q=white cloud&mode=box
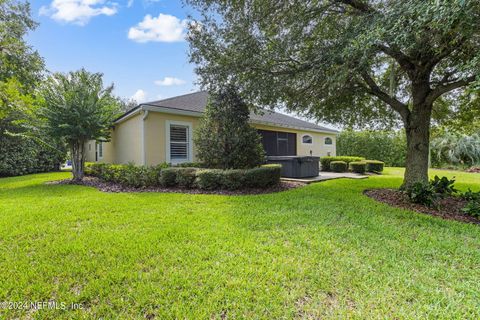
[154,77,186,86]
[127,0,134,8]
[39,0,118,26]
[128,13,187,43]
[131,89,147,103]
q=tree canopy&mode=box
[0,0,44,128]
[40,69,121,181]
[0,0,44,92]
[186,0,480,186]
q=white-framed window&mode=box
[166,120,193,164]
[302,134,313,144]
[97,142,103,159]
[324,137,333,145]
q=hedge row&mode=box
[85,163,167,188]
[320,156,365,171]
[0,133,64,177]
[365,160,385,173]
[322,158,385,174]
[349,161,367,174]
[85,163,281,190]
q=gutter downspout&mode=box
[141,108,149,166]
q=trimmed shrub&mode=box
[85,162,100,176]
[330,161,348,173]
[175,162,205,168]
[320,156,364,171]
[85,162,165,188]
[366,160,385,173]
[223,169,246,190]
[85,162,281,190]
[117,164,142,187]
[349,161,366,174]
[243,164,281,188]
[159,168,179,187]
[195,169,225,190]
[175,168,198,188]
[146,164,166,186]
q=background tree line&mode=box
[337,129,480,169]
[0,0,64,177]
[0,0,124,178]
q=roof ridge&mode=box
[255,108,332,131]
[142,90,207,106]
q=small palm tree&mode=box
[431,132,480,167]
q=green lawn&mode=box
[0,168,479,319]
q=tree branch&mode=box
[375,44,416,72]
[430,70,457,86]
[424,37,466,71]
[427,75,476,104]
[336,0,375,13]
[361,71,410,120]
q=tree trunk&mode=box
[402,103,432,188]
[71,140,86,182]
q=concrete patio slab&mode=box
[281,171,369,184]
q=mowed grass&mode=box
[0,168,479,319]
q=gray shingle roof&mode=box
[129,91,338,133]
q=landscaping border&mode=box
[364,188,479,225]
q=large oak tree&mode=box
[186,0,480,187]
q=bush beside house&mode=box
[194,86,265,169]
[85,163,281,190]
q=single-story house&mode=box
[85,91,338,165]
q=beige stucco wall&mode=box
[86,110,337,165]
[84,140,115,163]
[144,112,201,165]
[84,113,141,164]
[112,113,142,164]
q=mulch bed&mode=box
[364,188,479,225]
[466,166,480,173]
[48,176,305,195]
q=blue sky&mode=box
[28,0,198,103]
